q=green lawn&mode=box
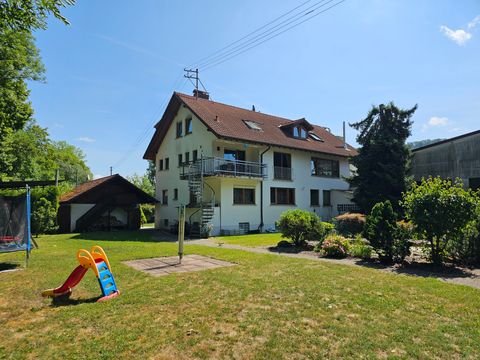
[213,232,282,247]
[1,231,480,359]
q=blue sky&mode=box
[29,0,480,179]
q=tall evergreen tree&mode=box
[349,102,417,213]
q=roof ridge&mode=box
[175,92,297,124]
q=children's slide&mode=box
[42,246,119,302]
[42,265,88,297]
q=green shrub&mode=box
[316,234,350,258]
[446,219,480,265]
[334,213,365,236]
[349,243,373,260]
[322,222,335,237]
[277,209,325,246]
[364,200,410,263]
[402,177,479,264]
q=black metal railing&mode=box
[273,166,292,180]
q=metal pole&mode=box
[178,205,185,263]
[25,185,31,268]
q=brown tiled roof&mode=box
[60,174,157,204]
[144,92,357,160]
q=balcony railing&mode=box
[274,166,292,180]
[181,157,267,179]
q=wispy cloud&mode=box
[440,26,472,45]
[422,116,448,131]
[95,34,183,66]
[468,15,480,29]
[428,116,448,126]
[77,137,95,143]
[440,15,479,46]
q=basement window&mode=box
[243,120,263,131]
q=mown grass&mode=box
[213,232,282,247]
[1,231,480,359]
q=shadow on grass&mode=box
[354,260,478,279]
[267,244,315,254]
[70,229,177,243]
[0,262,21,272]
[266,245,479,281]
[49,294,101,307]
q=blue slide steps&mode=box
[96,261,118,296]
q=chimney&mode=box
[193,89,209,100]
[343,121,348,150]
[252,105,256,112]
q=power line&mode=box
[112,74,185,170]
[187,0,313,69]
[202,0,346,72]
[111,0,347,171]
[194,0,331,69]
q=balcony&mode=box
[181,157,267,179]
[274,166,292,180]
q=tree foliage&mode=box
[0,28,44,147]
[349,102,417,213]
[146,160,155,189]
[0,120,92,182]
[127,172,155,197]
[0,0,75,31]
[402,177,479,264]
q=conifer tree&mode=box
[349,102,417,213]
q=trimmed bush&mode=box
[364,200,410,263]
[334,213,365,236]
[277,209,325,246]
[402,177,479,264]
[316,234,350,258]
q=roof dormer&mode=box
[280,118,314,140]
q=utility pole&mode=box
[184,68,208,99]
[184,68,199,97]
[110,166,113,176]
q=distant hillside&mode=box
[408,139,445,150]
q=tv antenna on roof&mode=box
[184,68,208,99]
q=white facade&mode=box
[154,106,355,236]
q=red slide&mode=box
[41,265,88,298]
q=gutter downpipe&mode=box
[259,146,271,232]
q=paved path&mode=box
[186,238,480,290]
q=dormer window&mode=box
[293,126,307,139]
[280,118,312,140]
[243,120,262,131]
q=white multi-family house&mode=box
[144,90,358,236]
